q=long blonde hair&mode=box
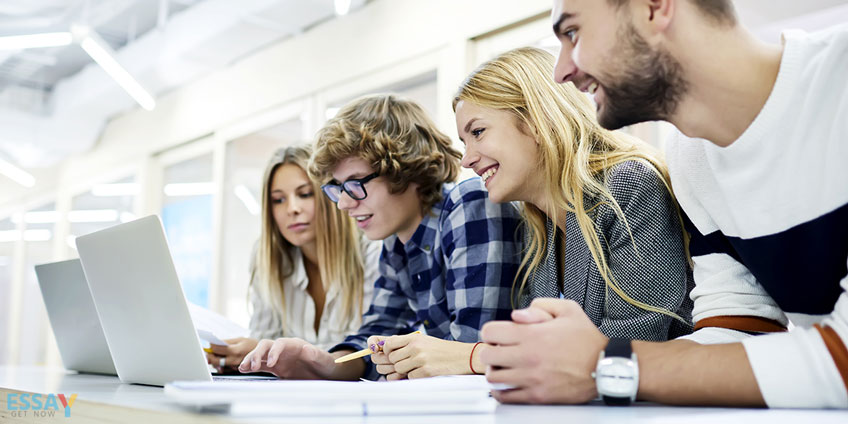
[252,145,366,330]
[454,47,685,322]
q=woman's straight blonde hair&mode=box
[251,145,366,331]
[454,47,686,322]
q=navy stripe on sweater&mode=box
[685,202,848,314]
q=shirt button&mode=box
[423,320,430,327]
[423,245,431,252]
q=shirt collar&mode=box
[405,183,454,255]
[383,182,454,256]
[290,247,309,291]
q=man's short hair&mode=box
[309,94,462,211]
[607,0,736,26]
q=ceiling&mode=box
[0,0,366,170]
[0,0,194,102]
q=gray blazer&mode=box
[520,160,694,341]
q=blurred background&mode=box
[1,0,846,368]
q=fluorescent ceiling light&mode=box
[0,157,36,188]
[5,25,156,111]
[0,230,18,243]
[12,211,59,224]
[78,30,156,111]
[68,209,119,223]
[234,185,260,216]
[164,182,215,197]
[0,229,51,243]
[0,32,73,50]
[91,183,140,196]
[24,229,52,242]
[334,0,351,16]
[11,209,119,224]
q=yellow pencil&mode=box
[334,331,421,364]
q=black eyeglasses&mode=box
[321,172,379,203]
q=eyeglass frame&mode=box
[321,172,380,202]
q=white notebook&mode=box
[165,375,498,416]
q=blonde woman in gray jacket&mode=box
[454,47,693,342]
[205,145,380,372]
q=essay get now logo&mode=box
[6,393,78,418]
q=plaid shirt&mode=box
[331,179,523,379]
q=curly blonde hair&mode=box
[309,94,461,212]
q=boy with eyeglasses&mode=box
[238,94,522,381]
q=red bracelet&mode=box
[469,342,483,374]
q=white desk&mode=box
[0,366,844,423]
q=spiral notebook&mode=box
[165,375,498,416]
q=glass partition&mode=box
[69,176,138,249]
[161,154,214,308]
[326,71,438,123]
[19,203,56,366]
[220,118,303,327]
[0,217,15,364]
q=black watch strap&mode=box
[601,338,633,406]
[603,395,632,406]
[605,337,632,357]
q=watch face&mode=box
[596,358,638,397]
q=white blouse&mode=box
[247,237,381,350]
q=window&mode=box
[161,154,214,308]
[325,71,438,122]
[68,176,138,250]
[220,118,304,327]
[19,203,56,366]
[0,217,15,364]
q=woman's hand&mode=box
[237,337,342,380]
[205,337,259,372]
[367,333,481,380]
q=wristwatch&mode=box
[593,338,638,406]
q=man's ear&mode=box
[632,0,675,35]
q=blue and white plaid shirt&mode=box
[331,178,523,379]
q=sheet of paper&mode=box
[187,302,248,345]
[197,329,228,346]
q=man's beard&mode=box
[596,22,688,130]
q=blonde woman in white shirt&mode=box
[206,145,381,371]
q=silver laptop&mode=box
[34,259,118,376]
[75,215,227,386]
